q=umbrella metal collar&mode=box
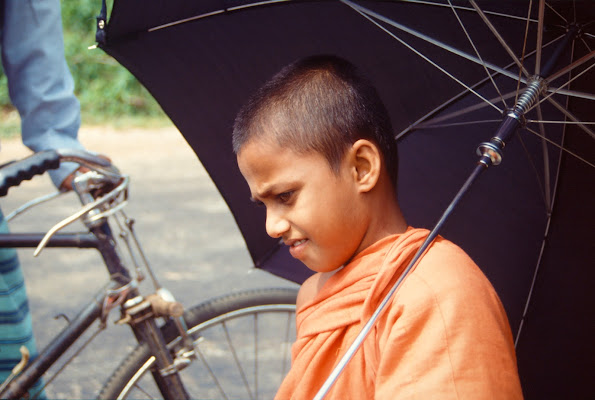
[477,76,546,167]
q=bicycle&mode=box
[0,149,298,399]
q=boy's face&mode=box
[237,138,370,273]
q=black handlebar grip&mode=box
[0,150,60,197]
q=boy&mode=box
[233,55,522,399]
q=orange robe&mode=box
[276,228,523,399]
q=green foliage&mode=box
[62,0,165,121]
[0,0,166,128]
[0,71,8,107]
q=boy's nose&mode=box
[265,209,290,238]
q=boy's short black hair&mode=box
[233,54,398,190]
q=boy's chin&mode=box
[304,262,343,274]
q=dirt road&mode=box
[0,125,296,398]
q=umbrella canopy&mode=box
[97,0,594,398]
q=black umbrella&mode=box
[96,1,594,398]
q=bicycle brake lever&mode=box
[33,175,129,256]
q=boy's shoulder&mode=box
[401,236,502,309]
[296,270,339,310]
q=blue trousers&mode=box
[1,0,84,187]
[1,1,83,396]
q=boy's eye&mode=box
[277,191,294,204]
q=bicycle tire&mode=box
[99,287,298,400]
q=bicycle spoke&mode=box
[130,381,156,400]
[195,342,230,400]
[281,311,292,382]
[221,320,255,400]
[253,312,259,400]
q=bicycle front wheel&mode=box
[99,287,298,400]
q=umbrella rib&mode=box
[580,36,593,53]
[148,10,223,32]
[545,49,595,85]
[545,87,595,102]
[527,120,595,125]
[516,74,575,346]
[513,0,535,105]
[402,88,516,140]
[343,0,521,83]
[395,77,514,140]
[515,131,549,208]
[531,57,595,113]
[514,216,552,348]
[534,0,546,75]
[469,0,531,78]
[543,96,595,140]
[147,0,289,32]
[547,88,595,100]
[535,104,552,209]
[396,37,562,139]
[446,0,508,109]
[416,119,502,129]
[524,125,595,169]
[397,0,538,22]
[342,0,503,114]
[545,1,568,24]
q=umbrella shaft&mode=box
[475,24,579,169]
[477,74,547,167]
[541,24,579,78]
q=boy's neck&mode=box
[362,177,408,250]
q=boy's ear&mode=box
[350,139,381,193]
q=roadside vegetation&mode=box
[0,0,170,139]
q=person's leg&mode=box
[1,0,83,187]
[0,210,45,398]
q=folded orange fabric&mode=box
[276,227,523,399]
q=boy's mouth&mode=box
[291,239,307,247]
[287,238,308,259]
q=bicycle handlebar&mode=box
[0,151,60,197]
[0,150,118,197]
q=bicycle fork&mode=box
[119,292,193,400]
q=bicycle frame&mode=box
[0,153,192,399]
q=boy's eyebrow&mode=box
[249,187,272,203]
[249,184,281,202]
